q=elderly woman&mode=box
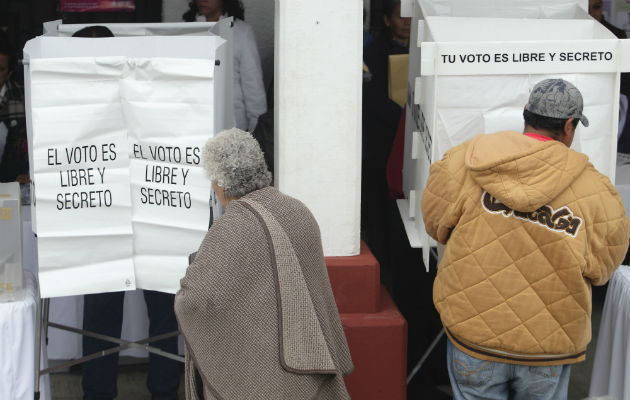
[175,128,353,400]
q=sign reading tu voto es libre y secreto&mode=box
[25,35,228,298]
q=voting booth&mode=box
[0,183,23,300]
[398,0,630,267]
[19,22,236,397]
[23,20,234,298]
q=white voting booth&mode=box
[0,183,23,299]
[25,20,234,297]
[401,0,630,384]
[398,0,630,269]
[20,20,235,391]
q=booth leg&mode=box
[407,328,445,384]
[43,298,50,345]
[34,297,42,399]
[34,297,49,400]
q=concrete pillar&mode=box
[162,0,363,256]
[275,0,363,256]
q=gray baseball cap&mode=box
[525,79,589,127]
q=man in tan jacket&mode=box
[422,79,630,400]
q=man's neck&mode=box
[523,125,553,140]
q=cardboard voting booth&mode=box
[398,0,630,268]
[0,183,23,299]
[23,21,234,298]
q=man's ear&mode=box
[561,117,576,147]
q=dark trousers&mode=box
[82,290,180,400]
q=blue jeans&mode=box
[446,339,571,400]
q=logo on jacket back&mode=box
[481,191,582,237]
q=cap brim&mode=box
[579,115,589,127]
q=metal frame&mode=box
[33,297,183,400]
[407,328,445,384]
[406,246,445,385]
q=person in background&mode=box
[175,128,353,399]
[589,0,630,153]
[184,0,267,133]
[363,8,373,48]
[361,0,410,272]
[73,26,181,400]
[0,30,29,184]
[589,0,626,38]
[422,78,630,399]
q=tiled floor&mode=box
[48,361,185,400]
[48,285,608,400]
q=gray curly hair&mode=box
[202,128,272,198]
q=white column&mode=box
[275,0,363,256]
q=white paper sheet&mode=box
[122,58,213,292]
[25,36,225,297]
[432,74,617,177]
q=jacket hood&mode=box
[465,131,588,212]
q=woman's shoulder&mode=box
[199,201,265,253]
[232,18,255,37]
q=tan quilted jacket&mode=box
[422,131,630,366]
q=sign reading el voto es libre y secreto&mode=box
[131,144,200,209]
[48,144,117,210]
[47,143,202,210]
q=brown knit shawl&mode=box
[175,187,353,399]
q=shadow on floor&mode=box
[49,358,185,400]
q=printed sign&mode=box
[29,57,216,297]
[47,143,120,211]
[421,40,623,76]
[60,0,135,12]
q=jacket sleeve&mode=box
[583,173,630,286]
[421,145,466,244]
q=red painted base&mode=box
[326,241,380,313]
[342,287,407,400]
[326,242,407,400]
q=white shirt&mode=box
[197,15,267,132]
